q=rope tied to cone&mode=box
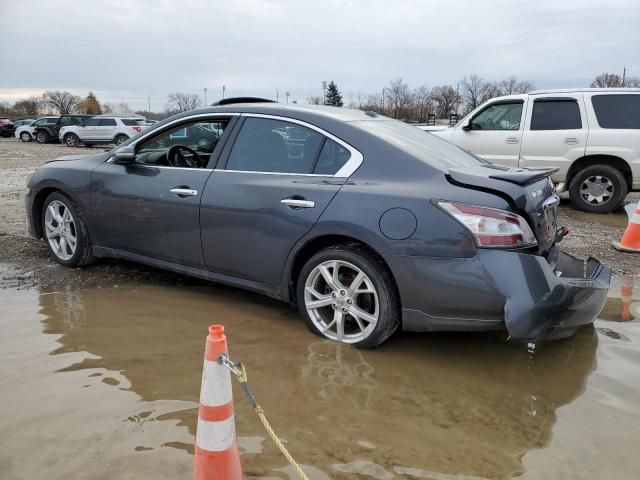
[217,354,310,480]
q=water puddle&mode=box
[1,276,640,479]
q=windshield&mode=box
[352,119,489,170]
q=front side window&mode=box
[530,99,582,130]
[83,118,101,127]
[100,118,117,126]
[226,118,324,174]
[471,102,523,130]
[591,94,640,129]
[135,119,228,168]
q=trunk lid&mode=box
[447,165,560,253]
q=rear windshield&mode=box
[352,119,488,169]
[121,119,147,126]
[591,94,640,129]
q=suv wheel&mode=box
[42,192,95,267]
[569,164,627,213]
[114,134,128,146]
[296,245,400,348]
[36,130,49,144]
[20,131,32,142]
[64,133,80,147]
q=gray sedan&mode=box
[25,100,611,348]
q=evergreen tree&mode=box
[325,81,343,107]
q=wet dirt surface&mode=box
[2,138,640,479]
[1,278,640,479]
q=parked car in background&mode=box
[59,115,148,147]
[0,117,15,138]
[13,119,35,127]
[34,114,90,144]
[15,116,59,142]
[428,88,640,213]
[25,100,610,348]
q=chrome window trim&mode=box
[237,113,363,178]
[213,169,332,177]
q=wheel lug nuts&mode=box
[346,299,353,305]
[340,290,346,296]
[342,307,348,313]
[331,292,337,298]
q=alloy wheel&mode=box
[580,175,614,205]
[65,135,78,147]
[20,132,31,142]
[304,260,379,343]
[44,200,77,261]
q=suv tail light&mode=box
[132,126,142,133]
[438,201,537,248]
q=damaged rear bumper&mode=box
[385,249,611,342]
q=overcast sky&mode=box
[1,0,638,111]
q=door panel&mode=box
[200,171,343,284]
[91,163,211,267]
[519,93,587,182]
[451,100,527,167]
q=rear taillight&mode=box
[438,201,537,248]
[132,126,142,133]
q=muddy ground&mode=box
[0,137,638,291]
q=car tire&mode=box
[36,130,49,144]
[20,132,32,142]
[64,133,80,147]
[569,164,627,213]
[41,192,95,267]
[296,244,400,348]
[114,134,128,146]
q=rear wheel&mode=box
[296,245,400,348]
[20,131,32,142]
[569,164,627,213]
[36,130,49,144]
[42,192,95,267]
[114,134,128,146]
[64,133,80,147]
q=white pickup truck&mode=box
[423,88,640,213]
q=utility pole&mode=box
[147,96,151,113]
[222,85,226,100]
[381,88,385,112]
[276,90,279,102]
[204,88,208,106]
[623,66,627,87]
[322,81,327,105]
[285,91,290,104]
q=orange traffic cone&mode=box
[194,325,243,480]
[621,277,634,322]
[613,200,640,253]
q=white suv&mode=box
[427,88,640,213]
[59,115,148,147]
[15,116,58,142]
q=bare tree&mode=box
[166,92,202,113]
[431,85,460,119]
[498,76,534,95]
[386,78,412,119]
[461,74,485,112]
[479,81,502,103]
[42,90,81,114]
[625,77,640,87]
[13,97,42,117]
[306,95,323,105]
[591,72,623,88]
[412,85,432,122]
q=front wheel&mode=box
[20,131,32,142]
[36,130,49,144]
[569,164,627,213]
[296,245,400,348]
[42,192,95,267]
[64,133,80,147]
[114,134,128,146]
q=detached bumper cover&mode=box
[386,249,611,342]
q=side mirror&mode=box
[111,145,136,165]
[461,118,472,131]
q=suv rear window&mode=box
[531,99,582,130]
[99,118,117,126]
[591,94,640,129]
[122,119,147,126]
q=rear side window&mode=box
[531,99,582,130]
[83,118,100,127]
[122,119,147,126]
[99,118,117,126]
[591,94,640,129]
[226,118,324,174]
[314,138,350,175]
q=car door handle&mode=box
[505,137,519,144]
[280,198,315,209]
[170,188,198,197]
[564,137,579,145]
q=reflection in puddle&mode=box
[0,278,639,479]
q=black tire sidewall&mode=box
[65,134,79,147]
[569,165,627,213]
[21,132,32,142]
[296,245,400,348]
[36,131,48,144]
[42,192,91,267]
[115,135,128,145]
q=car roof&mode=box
[530,87,640,94]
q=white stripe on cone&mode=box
[196,415,237,452]
[200,359,233,407]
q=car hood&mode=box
[46,153,110,164]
